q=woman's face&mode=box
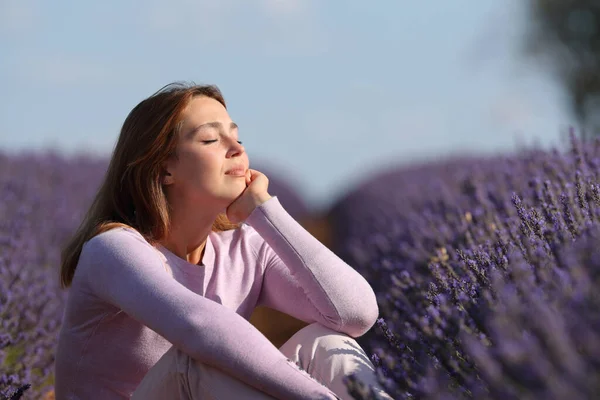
[163,95,249,208]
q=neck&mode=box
[159,198,223,265]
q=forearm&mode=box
[246,197,379,336]
[187,301,338,399]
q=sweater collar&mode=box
[156,233,214,268]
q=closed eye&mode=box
[202,140,243,145]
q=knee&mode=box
[296,323,356,349]
[300,322,343,337]
[290,323,376,375]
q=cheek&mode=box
[193,153,226,186]
[176,151,214,184]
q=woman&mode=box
[54,82,392,399]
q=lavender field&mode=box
[2,133,600,399]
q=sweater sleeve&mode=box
[246,196,379,338]
[79,228,340,400]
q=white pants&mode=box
[131,322,393,399]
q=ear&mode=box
[162,162,175,186]
[163,170,174,185]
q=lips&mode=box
[225,166,246,176]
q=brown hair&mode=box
[59,81,240,289]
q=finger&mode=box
[248,169,258,182]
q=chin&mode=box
[229,180,247,193]
[217,186,245,202]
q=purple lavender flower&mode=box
[331,133,600,399]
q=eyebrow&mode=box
[186,121,238,139]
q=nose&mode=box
[226,137,245,158]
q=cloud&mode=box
[298,102,450,157]
[143,0,231,38]
[462,0,527,71]
[489,94,531,127]
[0,0,40,35]
[144,0,313,30]
[141,0,327,55]
[13,54,115,86]
[259,0,311,18]
[256,0,326,54]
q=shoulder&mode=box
[79,227,158,270]
[84,226,151,252]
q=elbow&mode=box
[357,302,380,338]
[171,315,212,360]
[345,292,380,338]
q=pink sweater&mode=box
[53,196,379,399]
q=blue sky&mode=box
[0,0,573,210]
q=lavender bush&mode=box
[330,132,600,399]
[0,151,106,399]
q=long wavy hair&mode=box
[59,82,240,289]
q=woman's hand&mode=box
[226,168,272,224]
